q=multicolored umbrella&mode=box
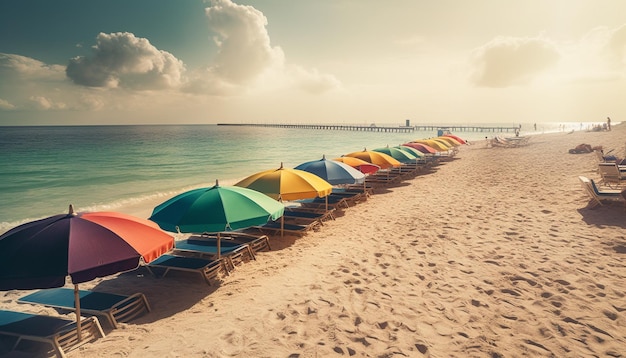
[0,205,174,339]
[395,145,425,158]
[332,156,380,174]
[343,149,402,169]
[294,155,365,185]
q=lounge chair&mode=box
[145,254,227,285]
[598,162,626,188]
[578,176,625,209]
[17,288,150,329]
[0,309,104,358]
[173,238,255,270]
[251,220,321,236]
[283,206,336,226]
[190,232,272,253]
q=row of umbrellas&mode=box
[0,134,464,338]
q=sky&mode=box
[1,0,625,126]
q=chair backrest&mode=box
[598,163,621,184]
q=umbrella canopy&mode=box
[443,134,467,144]
[403,142,438,154]
[235,163,333,201]
[412,139,450,152]
[343,149,402,169]
[396,145,425,158]
[294,155,365,185]
[332,157,380,174]
[0,205,174,289]
[372,146,418,164]
[149,180,285,234]
[0,205,174,340]
[436,136,461,147]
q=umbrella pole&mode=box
[281,216,284,238]
[217,232,221,259]
[74,284,82,341]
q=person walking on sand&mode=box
[607,117,611,131]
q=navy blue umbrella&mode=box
[294,155,365,185]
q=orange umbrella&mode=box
[343,149,402,169]
[333,157,380,174]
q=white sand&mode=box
[2,124,625,357]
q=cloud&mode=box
[190,0,340,95]
[0,98,15,110]
[0,53,65,81]
[602,24,626,69]
[468,36,561,88]
[66,32,186,90]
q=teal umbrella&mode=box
[149,180,284,256]
[373,145,418,164]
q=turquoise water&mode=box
[0,122,601,233]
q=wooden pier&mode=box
[217,123,518,133]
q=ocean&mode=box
[0,121,600,233]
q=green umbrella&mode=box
[372,145,418,163]
[149,180,284,257]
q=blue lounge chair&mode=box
[0,309,104,358]
[579,176,625,209]
[188,232,272,253]
[252,220,320,236]
[145,254,227,285]
[174,238,255,270]
[17,288,150,329]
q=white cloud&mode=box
[66,32,186,90]
[189,0,341,95]
[0,98,15,110]
[468,36,561,88]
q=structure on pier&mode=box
[217,123,518,133]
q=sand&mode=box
[2,124,625,357]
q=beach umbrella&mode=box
[0,205,174,340]
[235,163,333,201]
[443,134,466,144]
[411,139,449,152]
[149,180,285,256]
[343,149,402,169]
[235,164,333,236]
[332,156,381,174]
[436,136,461,147]
[372,146,418,164]
[396,145,425,158]
[403,142,438,154]
[294,155,365,185]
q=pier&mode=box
[217,123,519,133]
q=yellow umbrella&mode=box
[343,149,402,169]
[435,136,461,147]
[235,163,333,236]
[235,163,332,201]
[412,139,449,152]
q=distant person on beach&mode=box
[533,123,536,131]
[607,117,611,131]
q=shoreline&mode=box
[2,124,625,357]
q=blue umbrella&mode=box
[294,155,365,185]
